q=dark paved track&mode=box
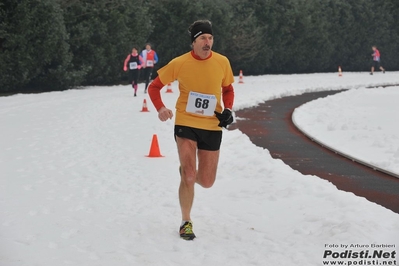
[230,90,399,214]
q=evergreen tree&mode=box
[1,0,398,93]
[0,0,74,93]
[61,0,152,86]
[144,0,234,72]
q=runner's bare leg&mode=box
[176,137,220,220]
[197,149,219,188]
[176,137,197,221]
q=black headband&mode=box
[190,23,213,42]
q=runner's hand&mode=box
[158,107,173,122]
[214,109,233,128]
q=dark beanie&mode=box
[190,22,213,42]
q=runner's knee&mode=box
[181,168,196,186]
[196,174,216,188]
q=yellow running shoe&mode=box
[179,221,196,240]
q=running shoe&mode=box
[179,221,196,240]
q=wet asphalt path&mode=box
[230,90,399,214]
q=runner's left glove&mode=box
[214,109,233,128]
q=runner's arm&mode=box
[123,54,130,71]
[222,84,234,110]
[138,55,144,69]
[154,52,159,64]
[148,77,165,111]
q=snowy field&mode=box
[1,71,399,266]
[293,86,399,177]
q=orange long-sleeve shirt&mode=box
[148,50,234,131]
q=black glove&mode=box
[214,109,233,128]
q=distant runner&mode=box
[370,46,385,75]
[140,43,159,93]
[123,47,143,96]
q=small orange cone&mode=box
[238,70,244,83]
[338,66,342,77]
[146,134,163,157]
[165,83,173,93]
[140,99,150,112]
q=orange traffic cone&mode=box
[165,83,173,93]
[140,99,150,112]
[146,134,163,157]
[238,70,244,83]
[338,66,342,77]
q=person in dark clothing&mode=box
[123,47,144,96]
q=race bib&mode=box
[129,62,138,70]
[146,60,154,67]
[186,91,217,116]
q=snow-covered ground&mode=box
[293,86,399,177]
[1,71,399,266]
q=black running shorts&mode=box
[174,125,222,151]
[372,60,380,68]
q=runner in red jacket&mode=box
[370,46,385,75]
[140,43,159,93]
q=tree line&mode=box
[1,0,398,93]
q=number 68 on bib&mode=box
[186,91,217,116]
